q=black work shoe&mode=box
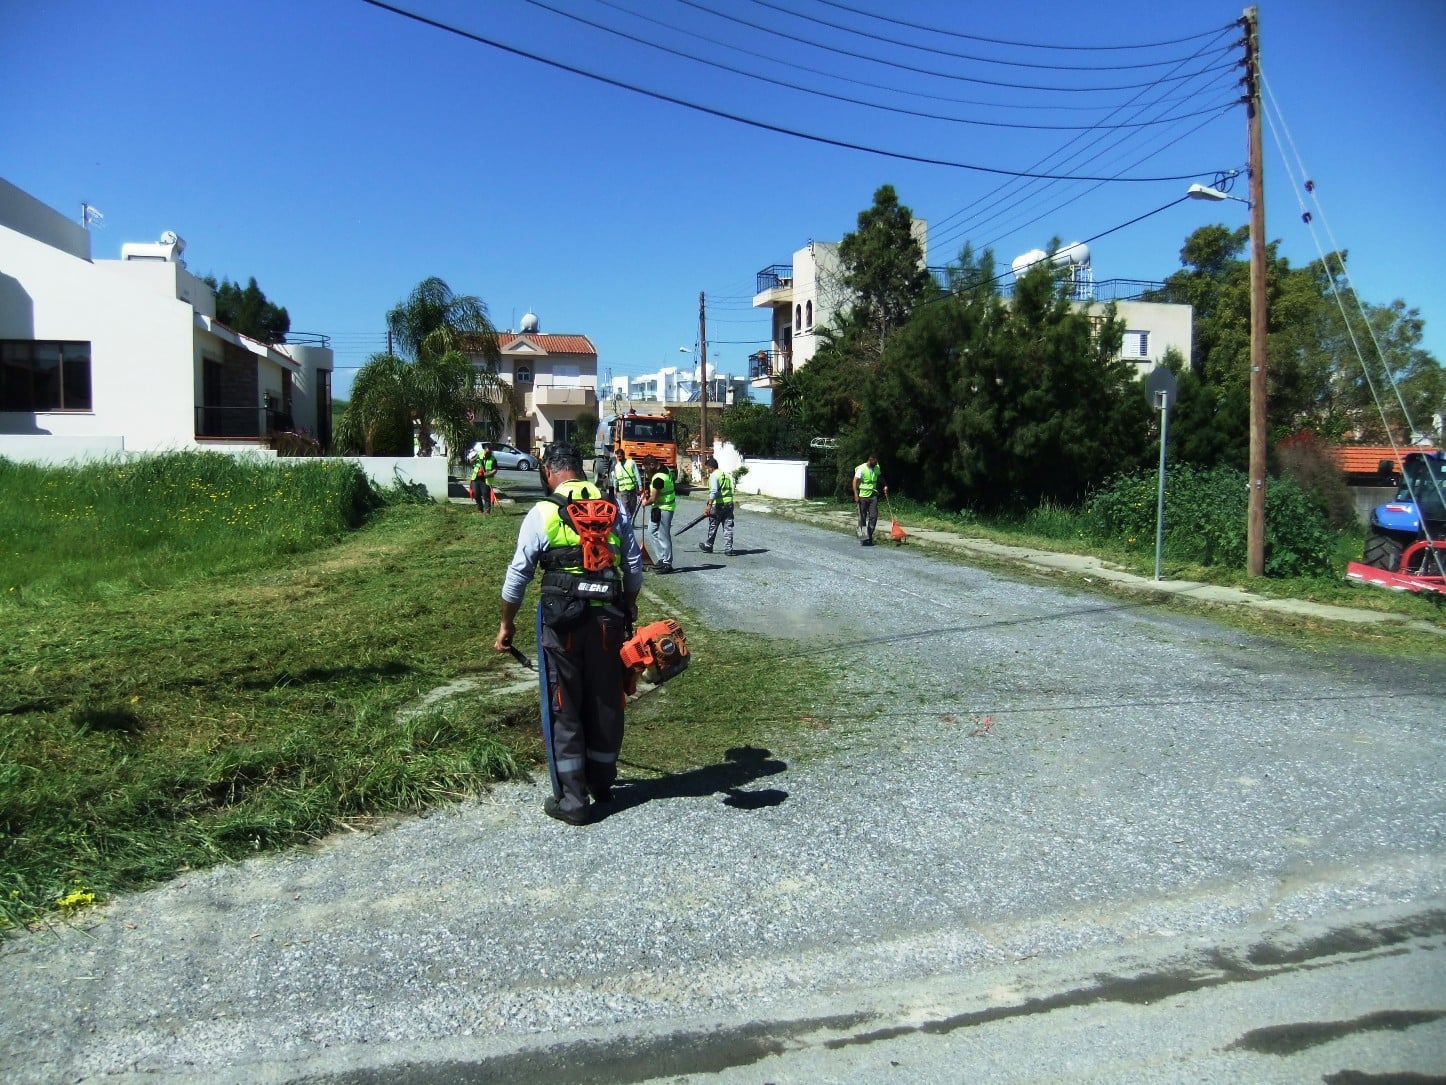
[656,562,672,574]
[724,550,735,557]
[591,787,614,804]
[698,545,713,553]
[543,797,590,825]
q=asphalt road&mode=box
[2,493,1442,1084]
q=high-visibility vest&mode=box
[713,472,734,506]
[537,479,622,606]
[855,462,881,498]
[615,458,641,492]
[650,471,676,512]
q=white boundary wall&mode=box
[0,439,452,501]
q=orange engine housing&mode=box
[620,618,690,687]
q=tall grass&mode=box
[0,453,375,604]
[0,455,839,932]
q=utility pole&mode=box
[1243,5,1268,578]
[698,291,709,459]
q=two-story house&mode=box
[467,311,598,455]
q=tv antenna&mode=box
[81,203,104,230]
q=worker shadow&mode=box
[658,563,726,575]
[600,745,789,818]
[720,547,769,557]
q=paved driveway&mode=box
[2,497,1442,1083]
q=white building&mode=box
[603,364,750,411]
[0,178,333,460]
[467,311,598,454]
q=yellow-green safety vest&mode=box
[855,462,881,499]
[712,472,734,506]
[650,471,676,512]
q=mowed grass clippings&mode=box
[0,458,846,932]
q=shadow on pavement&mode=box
[599,745,789,819]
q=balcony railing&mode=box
[755,265,793,294]
[196,406,292,439]
[749,350,793,381]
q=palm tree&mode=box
[335,277,512,457]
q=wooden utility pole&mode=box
[698,291,709,459]
[1243,6,1268,577]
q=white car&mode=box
[470,442,535,471]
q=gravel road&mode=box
[3,495,1443,1083]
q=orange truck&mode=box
[594,410,678,493]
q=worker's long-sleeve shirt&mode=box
[501,495,645,605]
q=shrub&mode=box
[1276,431,1356,529]
[1084,464,1335,577]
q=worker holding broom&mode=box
[852,452,888,546]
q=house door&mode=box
[515,419,532,455]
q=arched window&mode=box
[805,301,813,329]
[515,364,533,384]
[795,304,802,327]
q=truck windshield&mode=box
[623,419,673,441]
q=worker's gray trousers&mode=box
[857,495,879,542]
[540,605,626,818]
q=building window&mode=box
[795,304,803,328]
[806,301,813,329]
[555,419,578,444]
[1123,330,1150,358]
[514,364,532,384]
[1,340,93,412]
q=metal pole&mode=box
[698,291,709,458]
[1243,5,1268,577]
[1155,391,1169,582]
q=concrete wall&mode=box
[332,455,450,501]
[734,457,807,500]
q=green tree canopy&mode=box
[202,275,290,343]
[851,250,1150,511]
[837,184,933,362]
[334,278,510,457]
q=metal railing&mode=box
[195,406,293,439]
[748,350,792,381]
[755,265,793,294]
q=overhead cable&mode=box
[358,0,1218,182]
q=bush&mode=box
[1084,464,1335,577]
[1276,431,1357,529]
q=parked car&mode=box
[470,441,535,471]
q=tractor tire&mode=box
[1362,532,1405,572]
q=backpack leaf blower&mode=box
[620,618,690,692]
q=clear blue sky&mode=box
[4,0,1443,405]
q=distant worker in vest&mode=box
[699,456,735,556]
[641,463,675,574]
[471,442,499,514]
[494,443,643,826]
[852,452,888,546]
[612,446,643,524]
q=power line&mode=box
[783,0,1234,52]
[358,0,1220,183]
[525,0,1234,131]
[588,0,1235,112]
[669,0,1239,90]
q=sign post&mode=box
[1144,367,1178,582]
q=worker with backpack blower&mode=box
[494,443,643,825]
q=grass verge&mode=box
[1,459,843,932]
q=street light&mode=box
[1186,182,1249,205]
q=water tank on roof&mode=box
[1053,241,1090,267]
[520,311,540,332]
[1011,249,1048,277]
